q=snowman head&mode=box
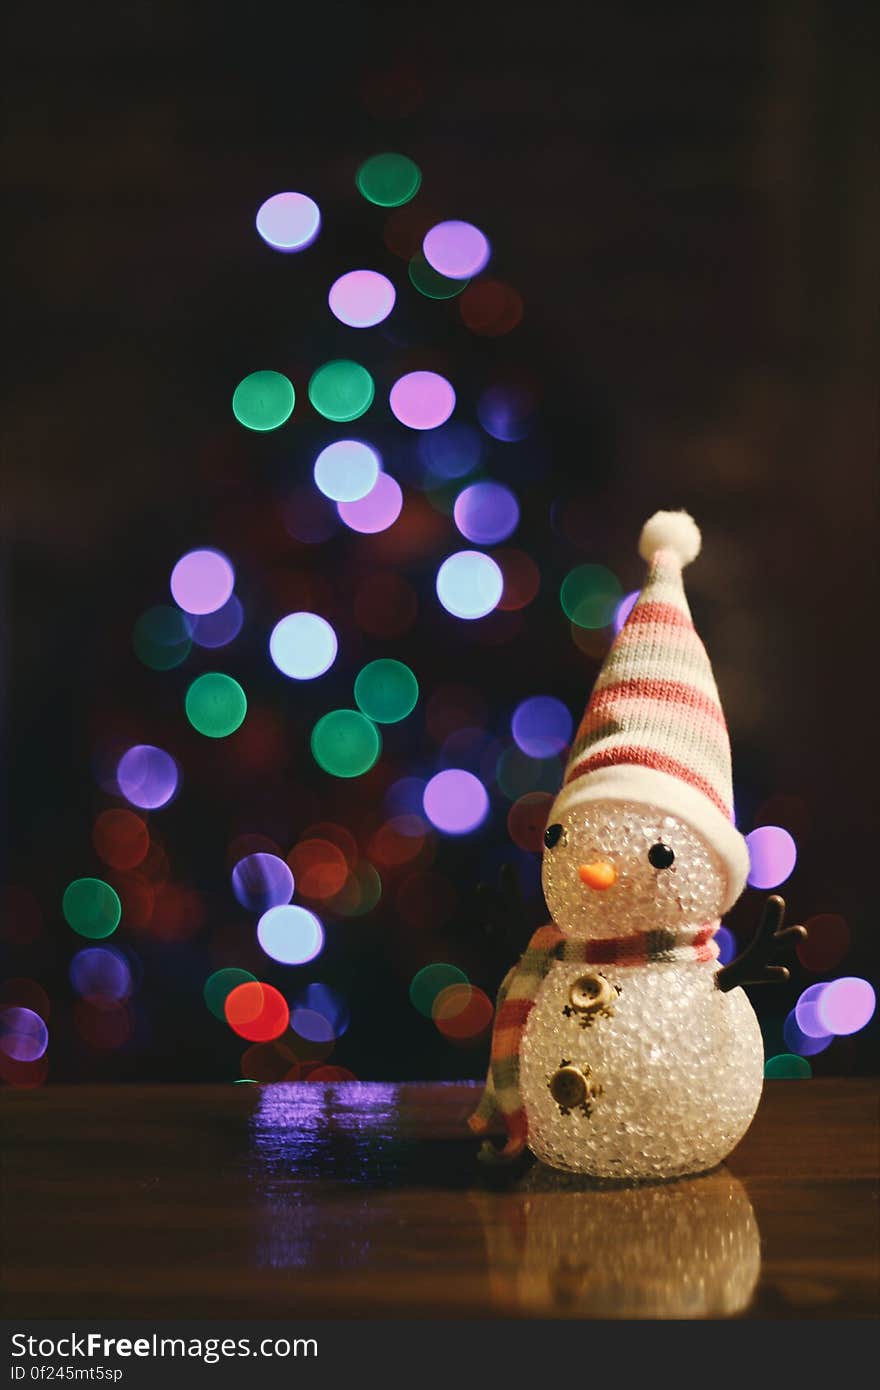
[541,797,727,938]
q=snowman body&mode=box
[520,958,763,1178]
[525,797,765,1179]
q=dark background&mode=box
[3,0,878,1081]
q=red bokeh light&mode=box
[224,982,289,1042]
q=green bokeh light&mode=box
[356,152,422,207]
[185,672,247,738]
[408,254,469,300]
[232,371,295,432]
[764,1053,812,1079]
[62,878,122,939]
[308,360,375,423]
[204,967,258,1021]
[560,564,622,629]
[354,659,419,724]
[311,709,381,778]
[332,862,382,917]
[132,605,192,671]
[409,963,469,1018]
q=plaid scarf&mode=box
[469,921,719,1162]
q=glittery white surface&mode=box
[542,799,726,937]
[476,1167,761,1318]
[525,799,763,1178]
[521,960,763,1177]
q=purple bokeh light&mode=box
[385,776,427,818]
[117,745,179,810]
[170,549,235,616]
[423,769,490,835]
[337,472,403,534]
[69,946,133,1004]
[418,421,482,480]
[188,594,244,649]
[328,270,396,328]
[783,1008,832,1056]
[0,1006,49,1063]
[614,590,639,634]
[453,482,519,545]
[746,825,797,889]
[511,696,573,759]
[817,977,876,1036]
[476,384,532,442]
[794,983,830,1038]
[256,192,321,252]
[292,983,350,1042]
[389,372,455,431]
[422,220,490,279]
[714,925,737,965]
[232,853,295,914]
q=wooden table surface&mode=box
[1,1080,877,1319]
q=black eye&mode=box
[544,823,564,849]
[648,842,675,870]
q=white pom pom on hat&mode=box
[638,510,702,567]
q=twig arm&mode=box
[715,894,807,993]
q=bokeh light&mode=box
[311,710,381,778]
[232,371,295,431]
[410,963,468,1017]
[389,371,455,430]
[423,769,489,835]
[496,746,562,800]
[269,612,338,680]
[257,905,325,965]
[185,672,247,738]
[432,984,494,1041]
[337,472,402,533]
[477,383,534,442]
[292,983,350,1041]
[459,278,523,336]
[224,982,289,1042]
[281,485,340,545]
[117,744,179,810]
[817,978,875,1036]
[354,659,419,724]
[453,481,519,544]
[170,548,235,616]
[188,595,244,649]
[0,1007,48,1063]
[232,853,295,913]
[328,270,396,328]
[764,1053,811,1079]
[511,695,572,758]
[614,590,640,634]
[495,548,540,611]
[256,192,321,251]
[436,551,503,620]
[313,439,380,502]
[408,254,469,300]
[0,979,50,1021]
[798,913,851,973]
[746,826,797,889]
[795,984,831,1038]
[69,946,132,1005]
[132,606,192,670]
[423,220,490,278]
[62,878,121,939]
[288,839,349,900]
[92,809,149,871]
[418,421,482,482]
[507,791,554,852]
[203,967,257,1021]
[330,861,382,916]
[783,1008,832,1057]
[560,564,622,629]
[714,925,737,966]
[356,152,421,207]
[308,360,374,423]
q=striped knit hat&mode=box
[551,510,749,912]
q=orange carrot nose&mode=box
[578,861,618,891]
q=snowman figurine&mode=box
[470,510,803,1179]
